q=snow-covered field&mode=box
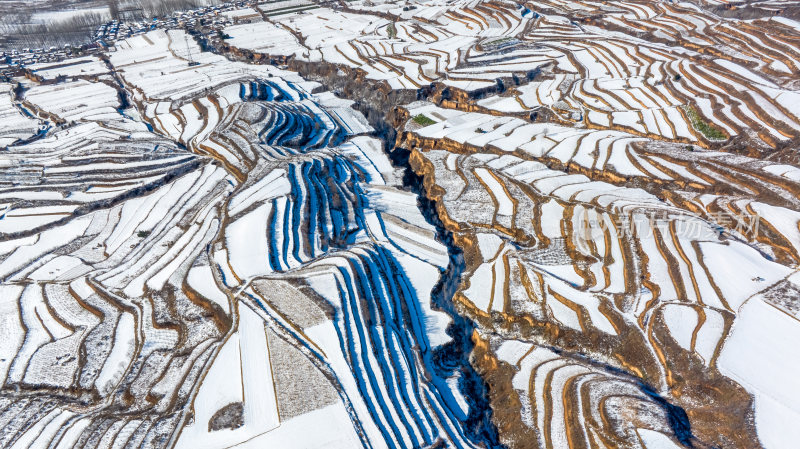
[1,1,800,448]
[0,27,482,449]
[221,0,800,148]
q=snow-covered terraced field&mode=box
[404,138,795,445]
[0,29,491,449]
[2,0,800,448]
[403,122,800,448]
[224,0,800,150]
[281,1,800,448]
[28,57,110,80]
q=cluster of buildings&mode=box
[0,0,262,76]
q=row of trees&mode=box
[116,0,220,19]
[0,10,109,50]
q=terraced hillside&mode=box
[220,1,800,448]
[1,1,800,448]
[224,0,800,151]
[0,29,496,449]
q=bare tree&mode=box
[108,0,120,20]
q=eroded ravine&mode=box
[208,35,703,449]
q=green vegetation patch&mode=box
[683,105,727,141]
[484,37,514,47]
[490,38,512,45]
[412,114,436,126]
[387,22,397,39]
